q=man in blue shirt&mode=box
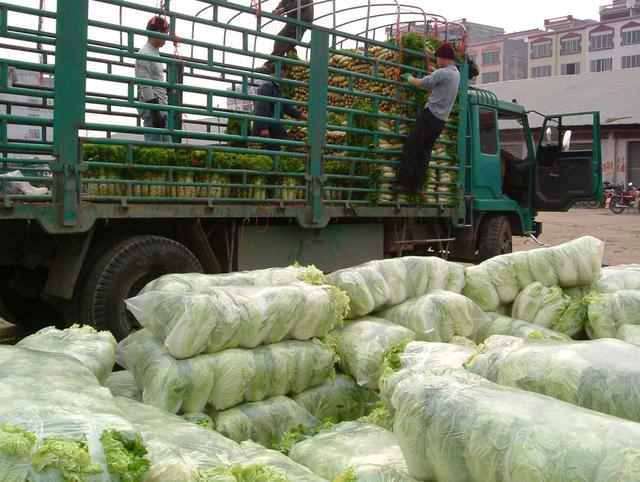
[252,64,306,149]
[399,43,461,194]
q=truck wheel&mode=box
[81,236,203,340]
[478,216,513,261]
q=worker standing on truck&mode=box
[398,43,461,194]
[252,63,306,149]
[136,16,171,143]
[272,0,314,57]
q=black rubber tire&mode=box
[81,235,203,340]
[478,216,513,261]
[609,196,627,214]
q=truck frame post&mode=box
[307,28,330,226]
[53,0,89,226]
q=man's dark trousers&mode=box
[399,108,446,194]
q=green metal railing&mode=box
[0,0,468,231]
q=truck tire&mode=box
[81,235,203,340]
[478,216,513,261]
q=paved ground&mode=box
[513,208,640,266]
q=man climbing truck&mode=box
[0,1,601,338]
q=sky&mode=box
[429,0,604,33]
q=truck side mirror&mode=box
[562,130,572,152]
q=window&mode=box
[591,58,613,72]
[622,54,640,69]
[479,108,498,155]
[590,32,614,51]
[531,65,552,78]
[560,37,581,55]
[531,42,552,59]
[481,71,500,83]
[561,62,581,75]
[482,51,500,66]
[622,29,640,45]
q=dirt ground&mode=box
[513,208,640,266]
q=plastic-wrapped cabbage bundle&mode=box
[118,330,336,413]
[391,368,640,482]
[142,264,325,294]
[127,284,349,359]
[211,396,319,449]
[16,324,116,383]
[104,370,141,401]
[554,286,590,337]
[327,257,464,319]
[331,317,415,389]
[463,236,604,312]
[239,441,327,482]
[379,341,477,408]
[587,290,640,339]
[476,313,570,342]
[0,346,150,482]
[595,264,640,293]
[293,375,379,422]
[115,396,240,479]
[511,282,571,329]
[376,291,490,342]
[289,421,417,482]
[467,335,640,422]
[618,324,640,346]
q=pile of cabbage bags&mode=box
[0,345,150,482]
[289,421,416,482]
[391,369,640,482]
[117,330,336,413]
[467,335,640,422]
[127,283,349,359]
[16,324,116,383]
[463,236,604,312]
[326,256,465,318]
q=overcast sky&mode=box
[416,0,604,33]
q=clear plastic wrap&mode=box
[463,236,604,312]
[331,318,415,389]
[292,375,379,423]
[116,398,325,482]
[326,257,465,319]
[587,290,640,339]
[16,325,116,383]
[126,284,349,359]
[595,264,640,293]
[289,421,416,482]
[104,370,141,401]
[618,324,640,346]
[0,346,149,482]
[379,342,477,408]
[511,282,571,329]
[117,330,336,413]
[115,396,240,478]
[141,264,325,294]
[476,313,570,342]
[211,396,319,449]
[391,369,640,482]
[467,335,640,422]
[376,291,490,343]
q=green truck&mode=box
[0,0,601,338]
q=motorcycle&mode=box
[609,183,639,214]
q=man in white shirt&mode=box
[136,16,170,143]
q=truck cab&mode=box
[0,0,601,337]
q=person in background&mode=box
[398,42,461,194]
[252,63,306,149]
[272,0,314,58]
[136,16,171,143]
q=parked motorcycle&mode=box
[609,183,639,214]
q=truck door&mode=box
[535,112,602,211]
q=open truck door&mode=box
[535,112,602,211]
